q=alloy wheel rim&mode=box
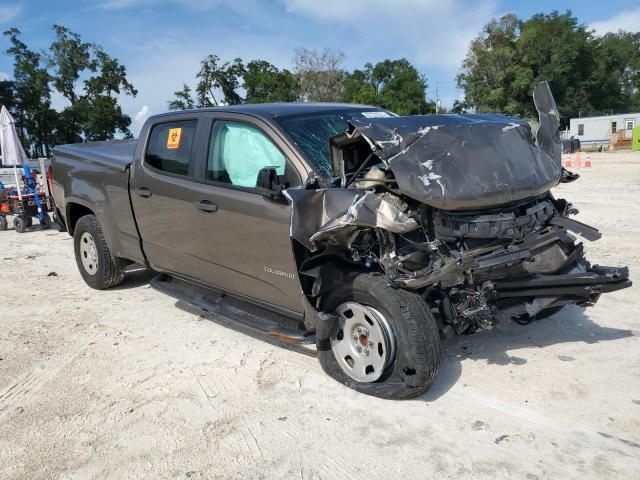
[330,302,396,383]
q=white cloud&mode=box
[0,71,9,81]
[100,0,254,11]
[133,105,151,125]
[590,7,640,35]
[0,4,21,23]
[283,0,496,70]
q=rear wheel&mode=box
[73,214,127,289]
[40,213,52,229]
[318,273,441,400]
[13,216,26,233]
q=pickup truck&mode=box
[52,85,631,399]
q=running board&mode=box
[150,274,317,356]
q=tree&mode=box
[46,26,136,143]
[3,25,137,154]
[456,14,528,116]
[168,83,195,110]
[342,59,433,115]
[196,55,244,106]
[82,49,138,140]
[243,60,299,103]
[457,11,640,124]
[293,47,345,102]
[3,28,56,157]
[591,32,640,113]
[48,25,94,105]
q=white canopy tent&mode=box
[0,105,28,200]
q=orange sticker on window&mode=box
[167,128,182,149]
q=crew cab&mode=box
[52,88,631,399]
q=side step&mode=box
[150,274,316,357]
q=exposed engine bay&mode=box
[286,82,631,335]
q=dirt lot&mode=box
[1,150,639,479]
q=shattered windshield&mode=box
[276,109,392,177]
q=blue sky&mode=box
[1,0,639,134]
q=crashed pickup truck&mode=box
[52,82,631,399]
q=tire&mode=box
[73,214,127,289]
[13,216,26,233]
[41,213,52,229]
[0,216,7,231]
[318,273,441,400]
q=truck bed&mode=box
[53,139,138,173]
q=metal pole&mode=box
[13,165,22,201]
[39,157,51,197]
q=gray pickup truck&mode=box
[52,83,631,399]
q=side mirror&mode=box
[256,166,286,200]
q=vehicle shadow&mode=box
[420,305,634,402]
[111,264,156,290]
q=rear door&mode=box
[130,116,230,279]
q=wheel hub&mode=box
[330,302,396,383]
[80,232,98,275]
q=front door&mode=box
[186,119,303,314]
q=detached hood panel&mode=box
[348,111,561,211]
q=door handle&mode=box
[135,187,152,198]
[194,200,218,212]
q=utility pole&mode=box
[435,81,440,114]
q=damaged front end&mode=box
[286,82,631,334]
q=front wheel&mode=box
[318,273,441,400]
[73,214,127,289]
[0,215,7,231]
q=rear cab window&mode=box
[145,120,197,175]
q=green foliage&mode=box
[196,55,244,106]
[3,28,56,157]
[342,59,433,115]
[243,60,299,103]
[167,84,195,111]
[458,11,640,124]
[167,57,302,108]
[2,25,137,156]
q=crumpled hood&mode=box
[346,112,562,211]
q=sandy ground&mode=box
[0,150,639,480]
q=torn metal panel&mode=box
[346,112,562,210]
[533,81,562,163]
[285,188,417,251]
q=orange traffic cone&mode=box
[574,151,582,168]
[584,154,592,168]
[564,156,572,168]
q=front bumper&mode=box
[493,263,631,301]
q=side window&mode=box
[145,120,197,175]
[208,121,285,188]
[578,124,584,136]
